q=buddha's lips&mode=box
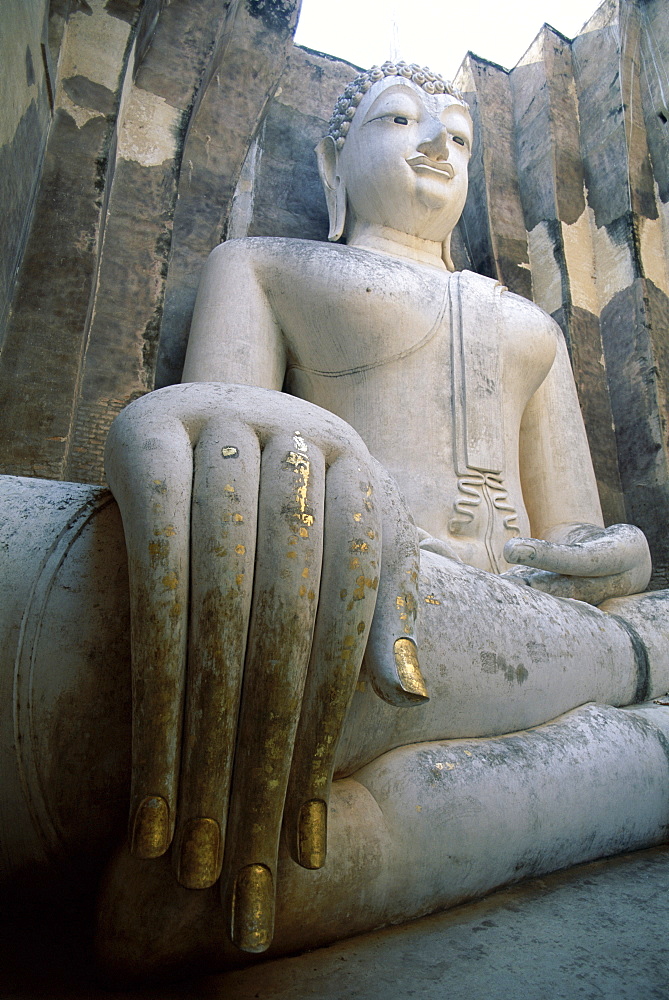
[406,155,454,178]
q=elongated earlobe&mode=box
[315,136,347,242]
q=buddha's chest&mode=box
[267,253,548,425]
[260,244,555,464]
[268,248,449,376]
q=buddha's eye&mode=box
[452,135,466,146]
[393,115,409,125]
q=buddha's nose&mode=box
[417,121,449,161]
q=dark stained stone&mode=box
[245,0,296,34]
[0,96,50,343]
[605,213,642,281]
[131,0,164,73]
[450,225,474,272]
[62,75,117,115]
[47,1,72,70]
[511,28,585,231]
[133,0,235,110]
[573,3,657,228]
[0,108,112,478]
[247,103,330,241]
[104,0,142,24]
[553,304,626,526]
[543,34,585,226]
[494,237,532,298]
[65,156,180,483]
[155,3,306,389]
[456,91,496,282]
[600,279,669,588]
[572,36,629,226]
[242,45,358,244]
[510,55,555,231]
[640,0,669,203]
[25,44,35,86]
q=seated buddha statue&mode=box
[97,61,668,962]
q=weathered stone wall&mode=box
[0,1,52,350]
[1,0,668,583]
[0,0,302,483]
[1,0,154,482]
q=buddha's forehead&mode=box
[352,76,473,139]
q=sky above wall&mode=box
[294,0,602,80]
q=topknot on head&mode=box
[327,60,466,150]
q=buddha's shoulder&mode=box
[503,287,559,335]
[498,285,561,371]
[458,270,557,330]
[207,237,432,286]
[208,237,361,273]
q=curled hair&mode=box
[327,60,466,150]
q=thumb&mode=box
[364,461,429,707]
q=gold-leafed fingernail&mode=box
[394,638,429,702]
[130,795,170,858]
[231,863,274,953]
[177,817,221,889]
[297,799,327,869]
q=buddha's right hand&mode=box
[104,382,424,954]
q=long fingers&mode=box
[364,462,429,707]
[502,566,648,605]
[105,410,193,859]
[221,433,326,953]
[283,456,382,870]
[172,422,260,889]
[504,523,650,579]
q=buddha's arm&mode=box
[106,238,427,954]
[504,324,651,603]
[518,326,603,535]
[182,239,285,387]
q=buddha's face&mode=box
[337,77,472,243]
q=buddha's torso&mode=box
[252,238,557,573]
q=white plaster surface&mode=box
[640,210,669,295]
[94,700,669,977]
[56,0,130,99]
[0,443,667,974]
[118,88,182,167]
[561,204,600,314]
[591,211,636,304]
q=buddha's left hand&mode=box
[502,522,651,604]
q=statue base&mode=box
[96,700,669,982]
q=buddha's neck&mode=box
[347,223,448,271]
